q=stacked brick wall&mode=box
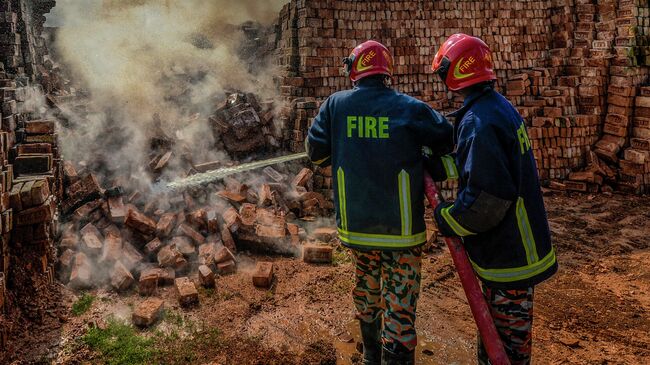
[0,0,60,354]
[275,0,650,194]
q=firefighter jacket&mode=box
[431,85,558,289]
[307,77,454,251]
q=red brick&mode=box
[107,196,127,223]
[221,207,241,232]
[217,260,236,275]
[172,236,196,257]
[144,238,163,257]
[156,213,176,238]
[252,262,274,288]
[214,245,236,264]
[175,277,199,307]
[291,168,313,188]
[132,298,164,327]
[138,269,159,296]
[99,233,123,264]
[111,261,135,292]
[198,265,215,288]
[80,223,103,256]
[178,223,205,245]
[312,227,337,242]
[157,244,187,272]
[69,252,92,289]
[125,208,157,235]
[303,244,333,264]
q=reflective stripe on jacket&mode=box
[433,86,558,289]
[307,77,454,250]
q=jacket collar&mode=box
[447,84,493,121]
[355,77,389,89]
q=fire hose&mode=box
[423,172,511,365]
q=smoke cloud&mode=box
[50,0,286,192]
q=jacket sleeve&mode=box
[415,104,456,181]
[306,98,332,167]
[413,104,455,156]
[434,116,518,237]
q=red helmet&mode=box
[431,34,497,91]
[343,40,394,82]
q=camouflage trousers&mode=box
[351,247,422,353]
[478,286,534,365]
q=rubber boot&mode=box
[359,319,382,365]
[381,346,415,365]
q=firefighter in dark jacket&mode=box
[307,40,454,365]
[429,34,558,365]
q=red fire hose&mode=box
[424,172,511,365]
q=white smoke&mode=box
[50,0,286,192]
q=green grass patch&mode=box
[162,309,185,327]
[71,293,95,316]
[332,246,352,266]
[82,318,155,365]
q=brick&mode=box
[125,208,157,235]
[221,207,241,232]
[157,244,187,271]
[156,213,176,237]
[303,244,333,264]
[214,245,236,264]
[198,242,217,266]
[220,224,237,252]
[291,168,314,188]
[239,203,257,229]
[132,298,164,327]
[58,248,75,274]
[24,120,55,134]
[175,277,199,307]
[107,196,127,223]
[252,262,274,288]
[19,179,35,208]
[138,269,159,296]
[121,241,144,269]
[198,265,215,288]
[110,261,135,292]
[178,223,205,245]
[185,209,207,231]
[69,252,92,289]
[172,236,196,257]
[80,223,103,256]
[99,233,123,264]
[30,179,50,206]
[217,190,246,204]
[312,227,337,242]
[144,238,163,257]
[217,260,236,275]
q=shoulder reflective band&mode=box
[515,197,539,264]
[337,167,348,231]
[338,228,426,248]
[398,170,412,236]
[441,205,476,237]
[470,249,556,283]
[441,155,459,180]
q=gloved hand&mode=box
[433,201,460,238]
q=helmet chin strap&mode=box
[436,57,451,85]
[342,56,354,77]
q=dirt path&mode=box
[6,193,650,364]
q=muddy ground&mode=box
[4,193,650,364]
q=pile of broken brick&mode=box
[58,159,338,319]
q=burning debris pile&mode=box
[56,103,336,303]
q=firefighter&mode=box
[428,34,558,365]
[306,40,454,365]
